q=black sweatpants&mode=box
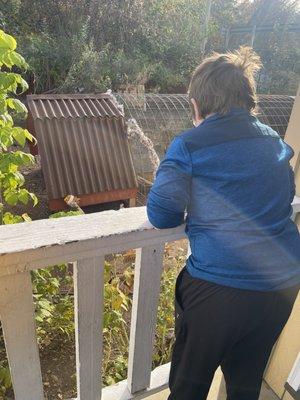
[168,267,299,400]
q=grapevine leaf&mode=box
[12,127,27,146]
[7,98,28,114]
[4,190,19,206]
[9,51,28,69]
[0,72,17,91]
[18,189,29,205]
[14,74,29,93]
[0,30,17,51]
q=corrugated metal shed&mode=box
[27,94,138,210]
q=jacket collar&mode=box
[201,108,254,126]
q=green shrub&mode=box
[0,29,37,225]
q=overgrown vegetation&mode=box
[0,29,37,225]
[0,0,299,95]
[0,28,37,397]
[0,28,33,396]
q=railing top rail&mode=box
[0,196,299,276]
[0,207,185,275]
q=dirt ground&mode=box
[11,158,50,220]
[0,334,76,400]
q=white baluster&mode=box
[74,257,105,400]
[127,245,165,394]
[0,272,44,400]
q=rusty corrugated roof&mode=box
[27,94,137,204]
[28,93,123,119]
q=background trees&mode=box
[0,0,299,94]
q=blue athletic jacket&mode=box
[147,108,300,291]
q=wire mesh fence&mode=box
[257,95,295,138]
[115,93,295,205]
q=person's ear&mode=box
[190,98,203,127]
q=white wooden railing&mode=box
[0,207,184,400]
[0,198,299,400]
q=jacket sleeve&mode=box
[147,136,192,229]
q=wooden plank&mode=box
[128,245,165,394]
[49,188,138,211]
[0,207,185,275]
[0,208,152,255]
[129,197,137,207]
[74,257,105,400]
[0,272,43,400]
[1,201,298,275]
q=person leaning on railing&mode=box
[147,46,300,400]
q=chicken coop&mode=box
[27,94,138,211]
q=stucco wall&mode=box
[264,294,300,399]
[265,86,300,398]
[285,87,300,195]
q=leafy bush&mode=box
[146,63,186,93]
[0,28,37,396]
[0,30,37,225]
[61,45,153,93]
[0,363,11,398]
[59,44,112,93]
[50,210,83,219]
[32,265,74,345]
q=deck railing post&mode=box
[74,256,105,400]
[0,271,44,400]
[127,245,165,394]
